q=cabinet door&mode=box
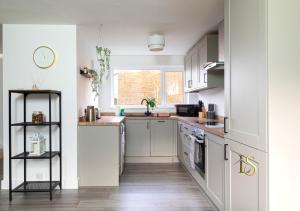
[225,139,267,211]
[191,49,198,89]
[177,122,184,161]
[199,37,207,68]
[150,120,174,156]
[224,0,267,151]
[184,56,192,90]
[206,133,225,211]
[125,120,150,156]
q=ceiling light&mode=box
[148,34,165,51]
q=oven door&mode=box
[194,138,205,178]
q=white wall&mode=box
[77,25,97,117]
[268,1,300,210]
[2,24,78,189]
[0,24,3,149]
[188,88,224,116]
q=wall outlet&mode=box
[36,173,43,180]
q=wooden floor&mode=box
[0,163,216,211]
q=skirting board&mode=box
[125,156,179,163]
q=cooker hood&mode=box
[204,21,224,72]
[203,61,224,71]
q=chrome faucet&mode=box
[141,98,151,116]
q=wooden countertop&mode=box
[173,116,225,138]
[78,115,224,137]
[78,116,125,126]
[125,116,177,120]
[124,115,224,138]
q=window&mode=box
[165,71,184,105]
[113,69,183,107]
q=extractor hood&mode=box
[204,20,224,72]
[203,61,224,71]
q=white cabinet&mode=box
[125,120,150,156]
[177,122,184,161]
[191,48,199,89]
[225,139,267,211]
[177,121,193,168]
[78,125,120,186]
[184,55,192,90]
[150,120,174,156]
[206,133,225,211]
[125,119,176,162]
[224,0,267,151]
[185,33,223,92]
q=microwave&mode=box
[175,104,200,117]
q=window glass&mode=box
[165,71,184,104]
[114,70,161,105]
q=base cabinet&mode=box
[150,120,175,156]
[125,120,150,156]
[125,119,176,162]
[225,139,267,211]
[206,133,225,211]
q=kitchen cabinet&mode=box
[78,125,120,186]
[177,123,184,162]
[191,48,199,89]
[224,0,267,151]
[125,119,150,156]
[185,33,223,92]
[125,119,177,162]
[206,133,225,211]
[225,139,267,211]
[184,54,192,90]
[150,120,174,156]
[177,121,192,168]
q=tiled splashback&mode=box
[187,88,224,116]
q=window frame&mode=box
[110,66,184,109]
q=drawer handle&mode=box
[184,152,189,156]
[158,120,166,123]
[184,127,189,130]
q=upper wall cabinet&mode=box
[224,0,267,152]
[184,53,192,90]
[184,31,224,93]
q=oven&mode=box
[193,133,206,178]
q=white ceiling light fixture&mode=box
[148,34,165,51]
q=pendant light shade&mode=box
[148,34,165,51]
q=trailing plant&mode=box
[91,46,111,99]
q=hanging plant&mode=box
[90,46,111,99]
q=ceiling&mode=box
[0,0,224,55]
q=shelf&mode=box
[12,181,60,192]
[80,68,96,78]
[11,151,60,159]
[9,90,61,95]
[11,122,61,126]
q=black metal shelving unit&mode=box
[8,90,62,201]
